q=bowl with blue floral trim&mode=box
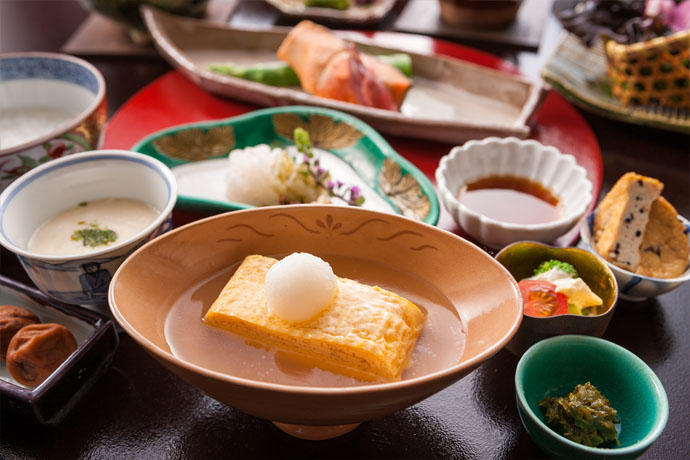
[0,52,107,192]
[579,211,690,301]
[0,150,176,307]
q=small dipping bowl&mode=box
[579,212,690,301]
[435,137,593,249]
[496,241,618,355]
[0,150,177,306]
[515,335,669,460]
[0,52,107,192]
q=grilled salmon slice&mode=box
[277,20,411,110]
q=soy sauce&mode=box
[458,175,563,225]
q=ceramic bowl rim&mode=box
[109,204,523,395]
[579,210,690,284]
[0,51,106,156]
[496,241,619,319]
[435,137,593,231]
[515,334,669,456]
[0,150,177,261]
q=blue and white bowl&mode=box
[0,52,106,191]
[0,150,176,306]
[579,212,690,301]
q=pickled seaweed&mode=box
[540,382,620,447]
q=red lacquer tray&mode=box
[104,32,602,247]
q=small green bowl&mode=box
[496,241,618,355]
[515,335,669,460]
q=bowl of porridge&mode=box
[0,150,176,306]
[0,52,106,192]
[108,204,522,439]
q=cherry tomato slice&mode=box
[518,280,568,317]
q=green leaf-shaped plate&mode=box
[132,106,439,225]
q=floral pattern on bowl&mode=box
[0,53,107,191]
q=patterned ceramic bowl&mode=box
[109,204,522,440]
[435,137,593,249]
[0,52,107,192]
[0,150,176,307]
[579,212,690,302]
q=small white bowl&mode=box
[435,137,593,249]
[579,211,690,301]
[0,52,107,192]
[0,150,177,306]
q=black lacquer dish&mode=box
[0,275,119,424]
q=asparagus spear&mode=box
[209,52,413,87]
[376,53,412,77]
[208,62,301,86]
[304,0,350,10]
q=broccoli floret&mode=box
[534,259,578,278]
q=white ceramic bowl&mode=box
[435,137,593,249]
[0,150,177,306]
[579,211,690,301]
[0,52,107,192]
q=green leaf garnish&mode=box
[534,259,578,278]
[71,226,118,248]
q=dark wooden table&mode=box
[1,1,689,459]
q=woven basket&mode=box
[605,30,690,110]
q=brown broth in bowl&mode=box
[164,255,466,387]
[458,175,563,225]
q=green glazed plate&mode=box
[132,106,439,225]
[542,32,690,134]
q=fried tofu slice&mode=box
[594,172,663,272]
[204,255,425,382]
[637,196,690,278]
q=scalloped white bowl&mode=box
[435,137,593,249]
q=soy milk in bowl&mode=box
[0,151,176,306]
[28,198,159,257]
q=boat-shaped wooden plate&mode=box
[141,6,546,144]
[132,105,440,225]
[264,0,396,25]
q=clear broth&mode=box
[164,255,466,387]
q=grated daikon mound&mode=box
[265,252,337,322]
[225,144,329,206]
[225,144,282,206]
